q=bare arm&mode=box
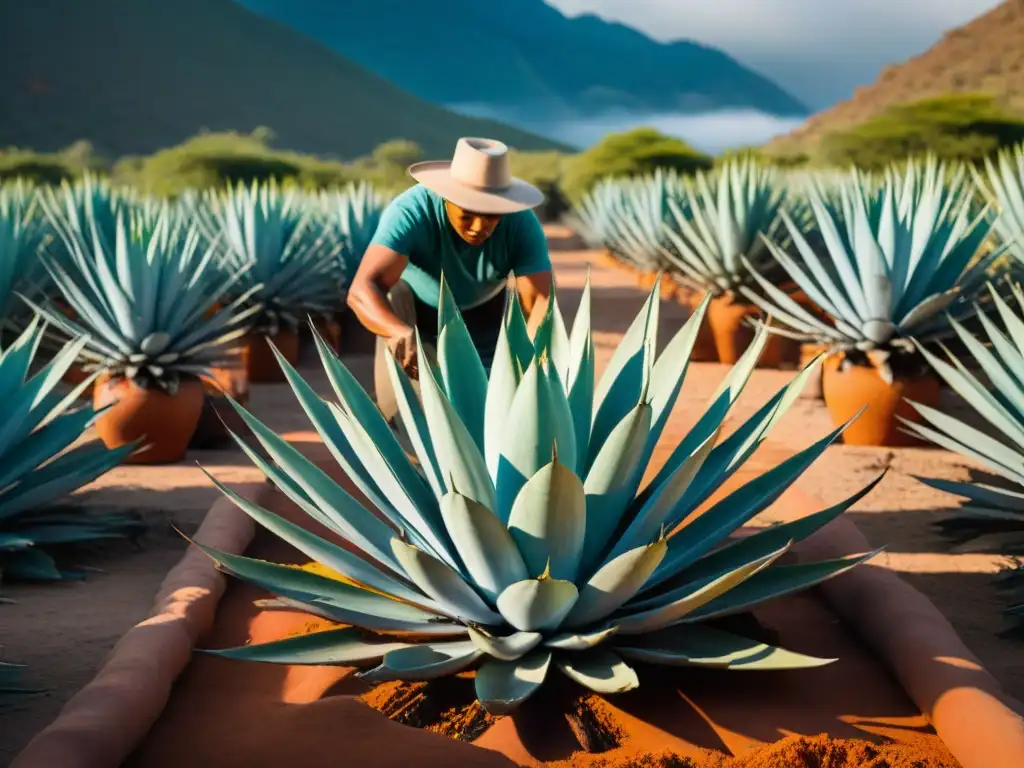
[346,244,412,338]
[516,270,553,338]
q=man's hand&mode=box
[387,328,419,378]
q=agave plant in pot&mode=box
[568,171,716,359]
[31,202,261,464]
[742,157,1007,446]
[192,277,881,725]
[0,180,50,342]
[901,280,1024,636]
[656,157,799,366]
[192,180,344,382]
[0,318,140,580]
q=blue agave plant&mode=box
[191,180,344,335]
[193,279,882,714]
[743,157,1007,379]
[0,181,50,332]
[318,181,386,288]
[0,319,139,581]
[30,199,261,393]
[568,170,689,275]
[902,280,1024,635]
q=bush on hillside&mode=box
[111,129,360,196]
[820,93,1024,169]
[0,141,106,183]
[560,128,712,202]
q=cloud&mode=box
[546,0,1003,106]
[449,104,804,154]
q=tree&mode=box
[560,127,712,202]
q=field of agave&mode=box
[566,147,1024,638]
[0,175,386,584]
[3,143,1024,725]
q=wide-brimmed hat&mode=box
[407,137,545,215]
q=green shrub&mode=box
[113,129,356,196]
[0,141,105,184]
[820,93,1024,170]
[560,128,712,203]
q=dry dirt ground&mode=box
[1,226,1022,765]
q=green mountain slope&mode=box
[0,0,569,159]
[236,0,807,118]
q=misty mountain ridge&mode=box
[235,0,808,122]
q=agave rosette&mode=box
[318,181,386,286]
[975,143,1024,265]
[0,319,139,580]
[193,180,344,335]
[195,277,881,713]
[742,158,1006,373]
[0,181,50,326]
[30,200,261,392]
[657,158,791,296]
[568,170,687,273]
[901,281,1024,631]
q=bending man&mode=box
[347,137,553,423]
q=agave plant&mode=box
[901,280,1024,635]
[657,157,791,297]
[319,181,386,286]
[30,200,261,393]
[742,157,1007,380]
[194,278,880,714]
[975,143,1024,266]
[192,180,344,335]
[567,170,688,274]
[0,180,50,328]
[0,319,139,580]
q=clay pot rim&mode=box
[14,435,1024,768]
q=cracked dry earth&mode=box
[1,225,1021,766]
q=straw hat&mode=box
[407,137,545,215]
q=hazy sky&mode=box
[547,0,1002,108]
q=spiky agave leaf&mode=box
[974,143,1024,265]
[190,179,344,335]
[743,155,1007,355]
[658,157,790,297]
[198,279,880,713]
[31,198,261,393]
[0,319,139,581]
[902,280,1024,634]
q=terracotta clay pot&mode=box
[245,330,300,383]
[93,374,206,464]
[62,364,93,388]
[707,293,789,368]
[821,356,941,446]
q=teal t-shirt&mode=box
[369,184,551,310]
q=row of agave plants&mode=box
[3,159,1023,715]
[570,148,1024,643]
[0,175,387,582]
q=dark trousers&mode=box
[374,281,505,424]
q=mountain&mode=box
[764,0,1024,157]
[0,0,569,160]
[234,0,808,120]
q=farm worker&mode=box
[347,136,553,425]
